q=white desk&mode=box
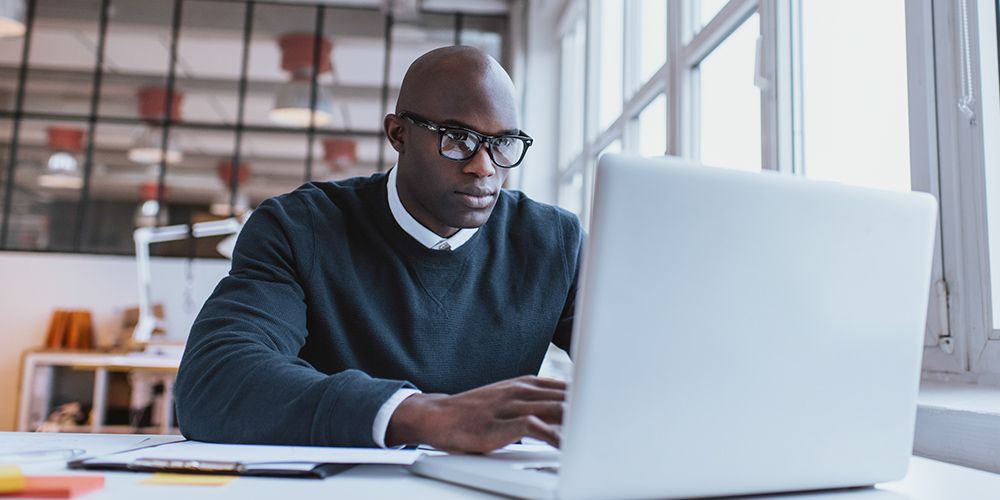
[3,432,999,499]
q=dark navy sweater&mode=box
[174,172,584,447]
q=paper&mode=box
[82,440,425,472]
[0,466,25,494]
[142,473,236,486]
[0,432,184,464]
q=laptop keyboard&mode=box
[524,465,559,474]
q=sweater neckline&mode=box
[365,174,488,263]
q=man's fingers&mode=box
[522,376,568,391]
[498,401,564,424]
[509,383,567,402]
[515,415,561,449]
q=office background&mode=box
[1,0,999,475]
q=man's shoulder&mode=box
[263,173,387,215]
[497,189,582,230]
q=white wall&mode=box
[0,252,230,431]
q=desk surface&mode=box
[2,432,999,499]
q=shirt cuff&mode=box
[372,388,421,448]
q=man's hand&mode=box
[384,375,567,453]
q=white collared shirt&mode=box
[386,165,478,251]
[371,165,479,447]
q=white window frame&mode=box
[916,0,1000,380]
[552,0,1000,380]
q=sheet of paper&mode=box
[84,440,425,469]
[142,473,236,486]
[0,433,184,464]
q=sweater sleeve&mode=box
[174,195,412,447]
[551,212,585,356]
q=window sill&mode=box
[915,380,1000,474]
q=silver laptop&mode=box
[409,154,938,499]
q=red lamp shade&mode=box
[323,138,357,172]
[139,181,169,201]
[138,87,184,121]
[46,127,84,153]
[217,160,251,186]
[278,33,333,78]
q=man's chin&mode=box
[452,209,494,229]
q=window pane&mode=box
[175,1,245,125]
[24,0,100,117]
[596,0,623,133]
[242,3,316,129]
[698,13,760,171]
[979,0,1000,328]
[559,16,585,165]
[6,118,87,252]
[699,0,729,30]
[99,0,175,119]
[801,0,910,191]
[637,93,666,157]
[0,20,25,113]
[558,168,584,217]
[637,0,667,85]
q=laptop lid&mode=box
[558,154,938,499]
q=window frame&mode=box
[554,0,1000,378]
[918,0,1000,378]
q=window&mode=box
[980,0,1000,331]
[698,0,729,31]
[635,0,667,88]
[559,15,586,167]
[552,0,1000,380]
[595,0,624,134]
[637,93,666,157]
[0,0,511,256]
[799,0,910,191]
[697,12,760,171]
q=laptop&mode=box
[409,154,939,499]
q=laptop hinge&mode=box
[934,279,954,354]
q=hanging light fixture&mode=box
[210,159,251,217]
[323,138,358,174]
[38,126,84,189]
[129,87,184,165]
[0,0,25,38]
[270,34,334,127]
[134,181,169,228]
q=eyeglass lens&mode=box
[440,130,526,167]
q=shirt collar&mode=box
[387,165,478,251]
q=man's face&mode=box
[393,108,518,237]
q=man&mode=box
[175,46,583,453]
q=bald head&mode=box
[395,46,519,133]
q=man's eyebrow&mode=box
[439,118,520,136]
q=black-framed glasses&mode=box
[398,111,534,168]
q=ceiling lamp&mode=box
[210,160,251,217]
[270,34,334,127]
[0,0,25,38]
[134,181,169,228]
[129,87,184,165]
[38,126,84,189]
[323,138,358,174]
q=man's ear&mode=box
[384,114,405,153]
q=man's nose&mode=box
[462,145,496,178]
